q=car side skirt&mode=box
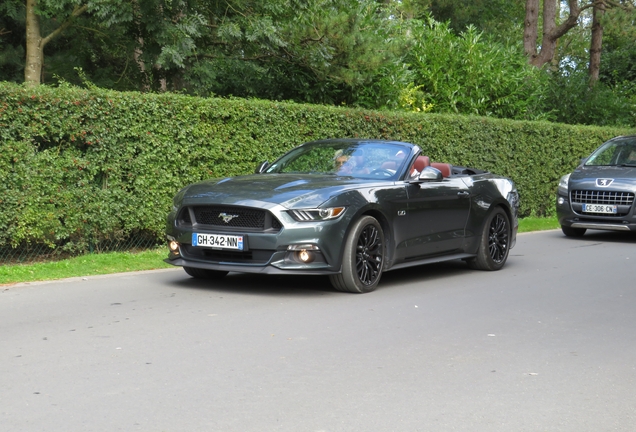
[385,252,475,272]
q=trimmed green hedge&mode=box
[0,82,633,253]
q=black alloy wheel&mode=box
[330,216,384,293]
[356,223,383,285]
[467,207,510,271]
[488,212,509,264]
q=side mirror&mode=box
[418,166,443,181]
[255,161,269,174]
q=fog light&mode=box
[558,197,565,205]
[296,249,314,263]
[169,240,180,252]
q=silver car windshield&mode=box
[265,141,411,179]
[585,138,636,167]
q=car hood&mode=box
[570,165,636,191]
[179,173,381,209]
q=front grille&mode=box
[571,190,635,206]
[571,190,635,217]
[195,206,264,228]
[178,206,282,232]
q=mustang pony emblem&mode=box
[596,178,614,187]
[218,212,239,223]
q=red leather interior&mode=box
[413,156,430,172]
[431,162,452,178]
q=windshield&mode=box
[265,141,411,179]
[585,137,636,167]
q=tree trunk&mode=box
[524,0,539,59]
[589,2,605,86]
[530,0,558,67]
[25,0,43,85]
[527,0,582,68]
[24,1,88,85]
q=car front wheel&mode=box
[467,207,510,271]
[329,216,384,293]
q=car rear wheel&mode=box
[561,225,586,237]
[183,266,229,279]
[467,207,510,271]
[329,216,384,293]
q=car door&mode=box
[395,178,471,260]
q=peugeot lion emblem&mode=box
[596,178,614,187]
[218,212,239,223]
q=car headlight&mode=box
[288,207,346,222]
[558,173,571,195]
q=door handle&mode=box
[457,191,470,197]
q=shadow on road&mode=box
[170,272,338,297]
[168,258,479,296]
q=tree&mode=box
[524,0,584,68]
[599,5,636,87]
[588,2,605,85]
[180,0,399,104]
[16,0,206,88]
[525,0,635,72]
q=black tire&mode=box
[329,216,385,293]
[467,207,510,271]
[561,225,586,237]
[183,266,229,279]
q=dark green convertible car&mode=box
[165,139,519,293]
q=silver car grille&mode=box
[571,190,635,206]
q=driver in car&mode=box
[334,150,369,175]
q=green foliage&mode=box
[184,0,400,105]
[406,18,548,121]
[0,82,633,256]
[428,0,525,41]
[542,67,636,127]
[599,8,636,92]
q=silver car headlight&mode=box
[558,173,571,195]
[288,207,346,222]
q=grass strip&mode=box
[0,248,172,285]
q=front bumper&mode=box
[164,256,340,275]
[165,204,351,275]
[556,193,636,232]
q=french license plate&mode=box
[582,204,617,214]
[192,233,244,250]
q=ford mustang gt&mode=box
[165,139,519,293]
[557,135,636,237]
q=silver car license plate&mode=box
[582,204,617,214]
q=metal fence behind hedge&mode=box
[0,233,165,265]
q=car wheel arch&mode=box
[337,206,393,272]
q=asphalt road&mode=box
[1,230,636,432]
